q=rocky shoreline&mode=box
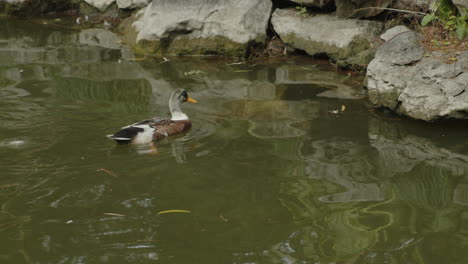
[1,0,467,121]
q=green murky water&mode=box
[1,18,468,264]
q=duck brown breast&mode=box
[152,120,192,141]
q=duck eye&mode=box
[179,91,188,101]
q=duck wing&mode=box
[107,126,146,144]
[108,118,170,144]
[122,118,173,128]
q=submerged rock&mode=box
[366,30,468,121]
[122,0,272,56]
[271,9,382,66]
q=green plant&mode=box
[421,0,467,40]
[295,4,308,17]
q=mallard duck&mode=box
[107,89,197,144]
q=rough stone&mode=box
[366,30,468,120]
[335,0,393,18]
[271,8,383,62]
[453,0,468,15]
[380,25,411,41]
[375,31,424,66]
[128,0,272,56]
[83,0,115,12]
[116,0,149,9]
[392,0,433,11]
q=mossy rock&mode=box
[118,16,248,57]
[166,36,247,57]
[282,32,373,61]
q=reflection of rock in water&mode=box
[394,165,457,210]
[228,100,319,138]
[275,64,365,100]
[367,118,468,232]
[0,211,31,262]
[278,178,382,263]
[369,118,468,178]
[302,138,383,202]
[275,117,468,263]
[391,164,461,234]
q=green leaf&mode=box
[456,24,466,40]
[422,14,435,26]
[296,6,301,9]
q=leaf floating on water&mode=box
[233,70,252,73]
[157,210,191,215]
[219,214,229,222]
[184,70,205,76]
[159,57,170,64]
[104,213,126,217]
[341,105,346,112]
[226,61,244,65]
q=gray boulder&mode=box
[366,31,468,121]
[380,25,411,41]
[335,0,393,18]
[116,0,149,9]
[453,0,468,15]
[83,0,115,12]
[125,0,272,56]
[271,9,382,64]
[392,0,433,10]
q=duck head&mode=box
[169,89,197,121]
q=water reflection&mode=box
[278,117,468,263]
[1,17,468,264]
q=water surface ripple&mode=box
[1,18,468,264]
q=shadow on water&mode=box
[1,17,468,264]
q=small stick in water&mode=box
[96,168,118,178]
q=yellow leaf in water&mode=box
[157,210,191,215]
[233,70,252,72]
[341,105,346,112]
[448,57,458,61]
